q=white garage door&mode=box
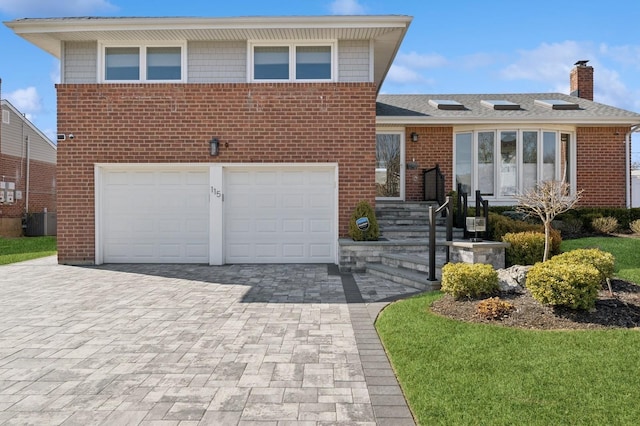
[101,169,209,263]
[224,167,336,263]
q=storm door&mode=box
[376,133,404,199]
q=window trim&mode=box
[98,42,187,83]
[248,40,337,83]
[2,109,9,124]
[454,127,577,202]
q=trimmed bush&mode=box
[551,248,615,284]
[441,263,499,300]
[348,200,380,241]
[526,261,601,310]
[489,213,562,256]
[502,231,546,266]
[631,219,640,235]
[591,216,619,234]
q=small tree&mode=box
[514,180,583,262]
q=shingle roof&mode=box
[376,92,640,125]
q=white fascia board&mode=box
[6,15,412,34]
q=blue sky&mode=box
[1,0,639,162]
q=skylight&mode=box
[428,99,465,110]
[480,100,521,110]
[534,99,580,110]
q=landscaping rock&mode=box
[497,265,532,293]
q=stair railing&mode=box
[427,195,452,281]
[474,190,490,240]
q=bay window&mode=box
[455,129,575,200]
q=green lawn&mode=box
[376,292,640,425]
[561,236,640,284]
[0,236,57,265]
[377,236,640,425]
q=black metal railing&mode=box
[427,195,452,281]
[455,184,490,240]
[474,190,490,240]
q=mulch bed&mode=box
[430,279,640,330]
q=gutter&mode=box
[626,124,640,209]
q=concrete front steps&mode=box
[366,252,444,291]
[339,200,460,291]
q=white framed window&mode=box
[454,128,576,202]
[2,109,9,124]
[99,42,186,83]
[249,41,336,82]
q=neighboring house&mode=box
[5,16,640,265]
[0,94,57,237]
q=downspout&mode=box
[25,135,30,213]
[626,124,640,209]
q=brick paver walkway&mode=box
[0,257,417,425]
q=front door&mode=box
[376,133,404,199]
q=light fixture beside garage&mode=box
[410,132,419,142]
[209,138,220,156]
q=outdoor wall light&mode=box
[209,138,220,156]
[410,132,419,142]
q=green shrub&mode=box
[552,248,615,284]
[489,213,562,255]
[631,219,640,235]
[348,200,380,241]
[557,207,640,233]
[441,263,499,300]
[591,216,619,234]
[526,261,601,310]
[555,216,584,237]
[502,231,546,266]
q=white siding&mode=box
[338,40,370,82]
[188,41,246,83]
[63,41,98,84]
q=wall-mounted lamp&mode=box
[209,138,220,156]
[410,132,419,142]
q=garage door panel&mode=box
[225,167,335,263]
[102,169,209,263]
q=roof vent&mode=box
[480,100,521,110]
[534,99,580,110]
[428,99,465,110]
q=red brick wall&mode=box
[404,126,453,201]
[0,153,56,217]
[402,126,629,208]
[56,83,377,264]
[576,126,627,207]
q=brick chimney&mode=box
[570,60,593,101]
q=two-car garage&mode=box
[95,164,338,265]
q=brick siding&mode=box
[56,83,377,264]
[404,126,453,201]
[576,126,627,207]
[403,126,628,208]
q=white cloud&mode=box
[329,0,366,15]
[500,41,588,87]
[395,51,448,69]
[7,87,42,115]
[386,64,431,85]
[0,0,117,17]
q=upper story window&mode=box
[101,43,185,82]
[250,42,335,82]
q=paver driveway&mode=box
[0,257,418,425]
